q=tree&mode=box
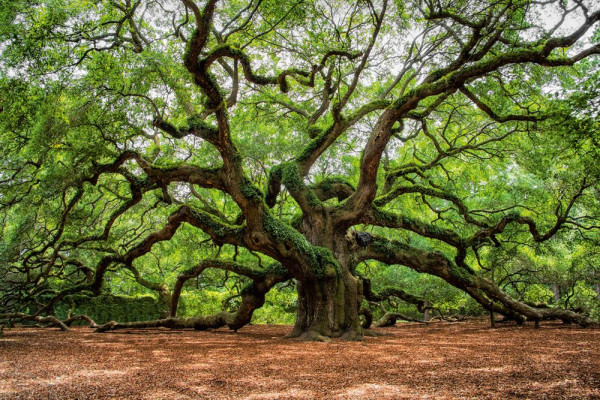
[1,0,600,340]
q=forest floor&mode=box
[0,319,598,399]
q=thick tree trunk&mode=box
[287,269,363,341]
[552,283,561,303]
[286,233,363,341]
[423,300,430,322]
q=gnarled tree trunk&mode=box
[286,232,363,341]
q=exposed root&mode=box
[295,330,331,342]
[339,329,364,341]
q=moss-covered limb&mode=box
[182,0,218,76]
[263,161,322,218]
[296,98,391,176]
[152,116,219,145]
[404,92,452,122]
[23,151,147,264]
[1,297,100,331]
[98,262,289,333]
[390,11,600,116]
[342,108,400,220]
[470,277,598,327]
[351,233,493,316]
[310,178,355,202]
[308,68,334,126]
[365,206,465,249]
[265,164,283,208]
[352,232,468,285]
[91,205,245,293]
[362,278,426,312]
[296,123,343,171]
[373,312,427,327]
[342,11,600,221]
[170,260,289,317]
[358,306,373,329]
[61,314,98,328]
[95,315,230,332]
[147,163,225,192]
[259,211,341,283]
[374,184,487,228]
[41,151,224,259]
[0,313,70,331]
[180,1,252,203]
[202,45,361,94]
[279,162,323,214]
[356,233,598,327]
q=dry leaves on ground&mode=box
[0,319,598,399]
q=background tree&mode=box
[1,0,600,340]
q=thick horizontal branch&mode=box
[170,261,289,317]
[0,313,98,331]
[98,262,289,332]
[362,278,426,312]
[364,206,465,249]
[310,178,356,202]
[352,232,597,327]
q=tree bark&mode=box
[286,233,364,341]
[287,267,363,341]
[552,283,561,303]
[423,300,431,322]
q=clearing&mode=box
[0,320,598,399]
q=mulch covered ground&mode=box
[0,319,598,399]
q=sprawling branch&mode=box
[341,9,600,223]
[352,232,597,327]
[96,262,289,332]
[92,205,246,293]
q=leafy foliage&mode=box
[1,0,600,334]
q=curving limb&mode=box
[96,262,289,332]
[351,232,598,328]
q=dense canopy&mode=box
[1,0,600,339]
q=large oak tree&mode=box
[1,0,600,339]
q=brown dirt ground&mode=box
[0,319,599,399]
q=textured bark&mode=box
[552,283,561,303]
[287,265,363,341]
[359,306,373,329]
[286,230,364,341]
[423,300,431,322]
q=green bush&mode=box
[55,294,164,324]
